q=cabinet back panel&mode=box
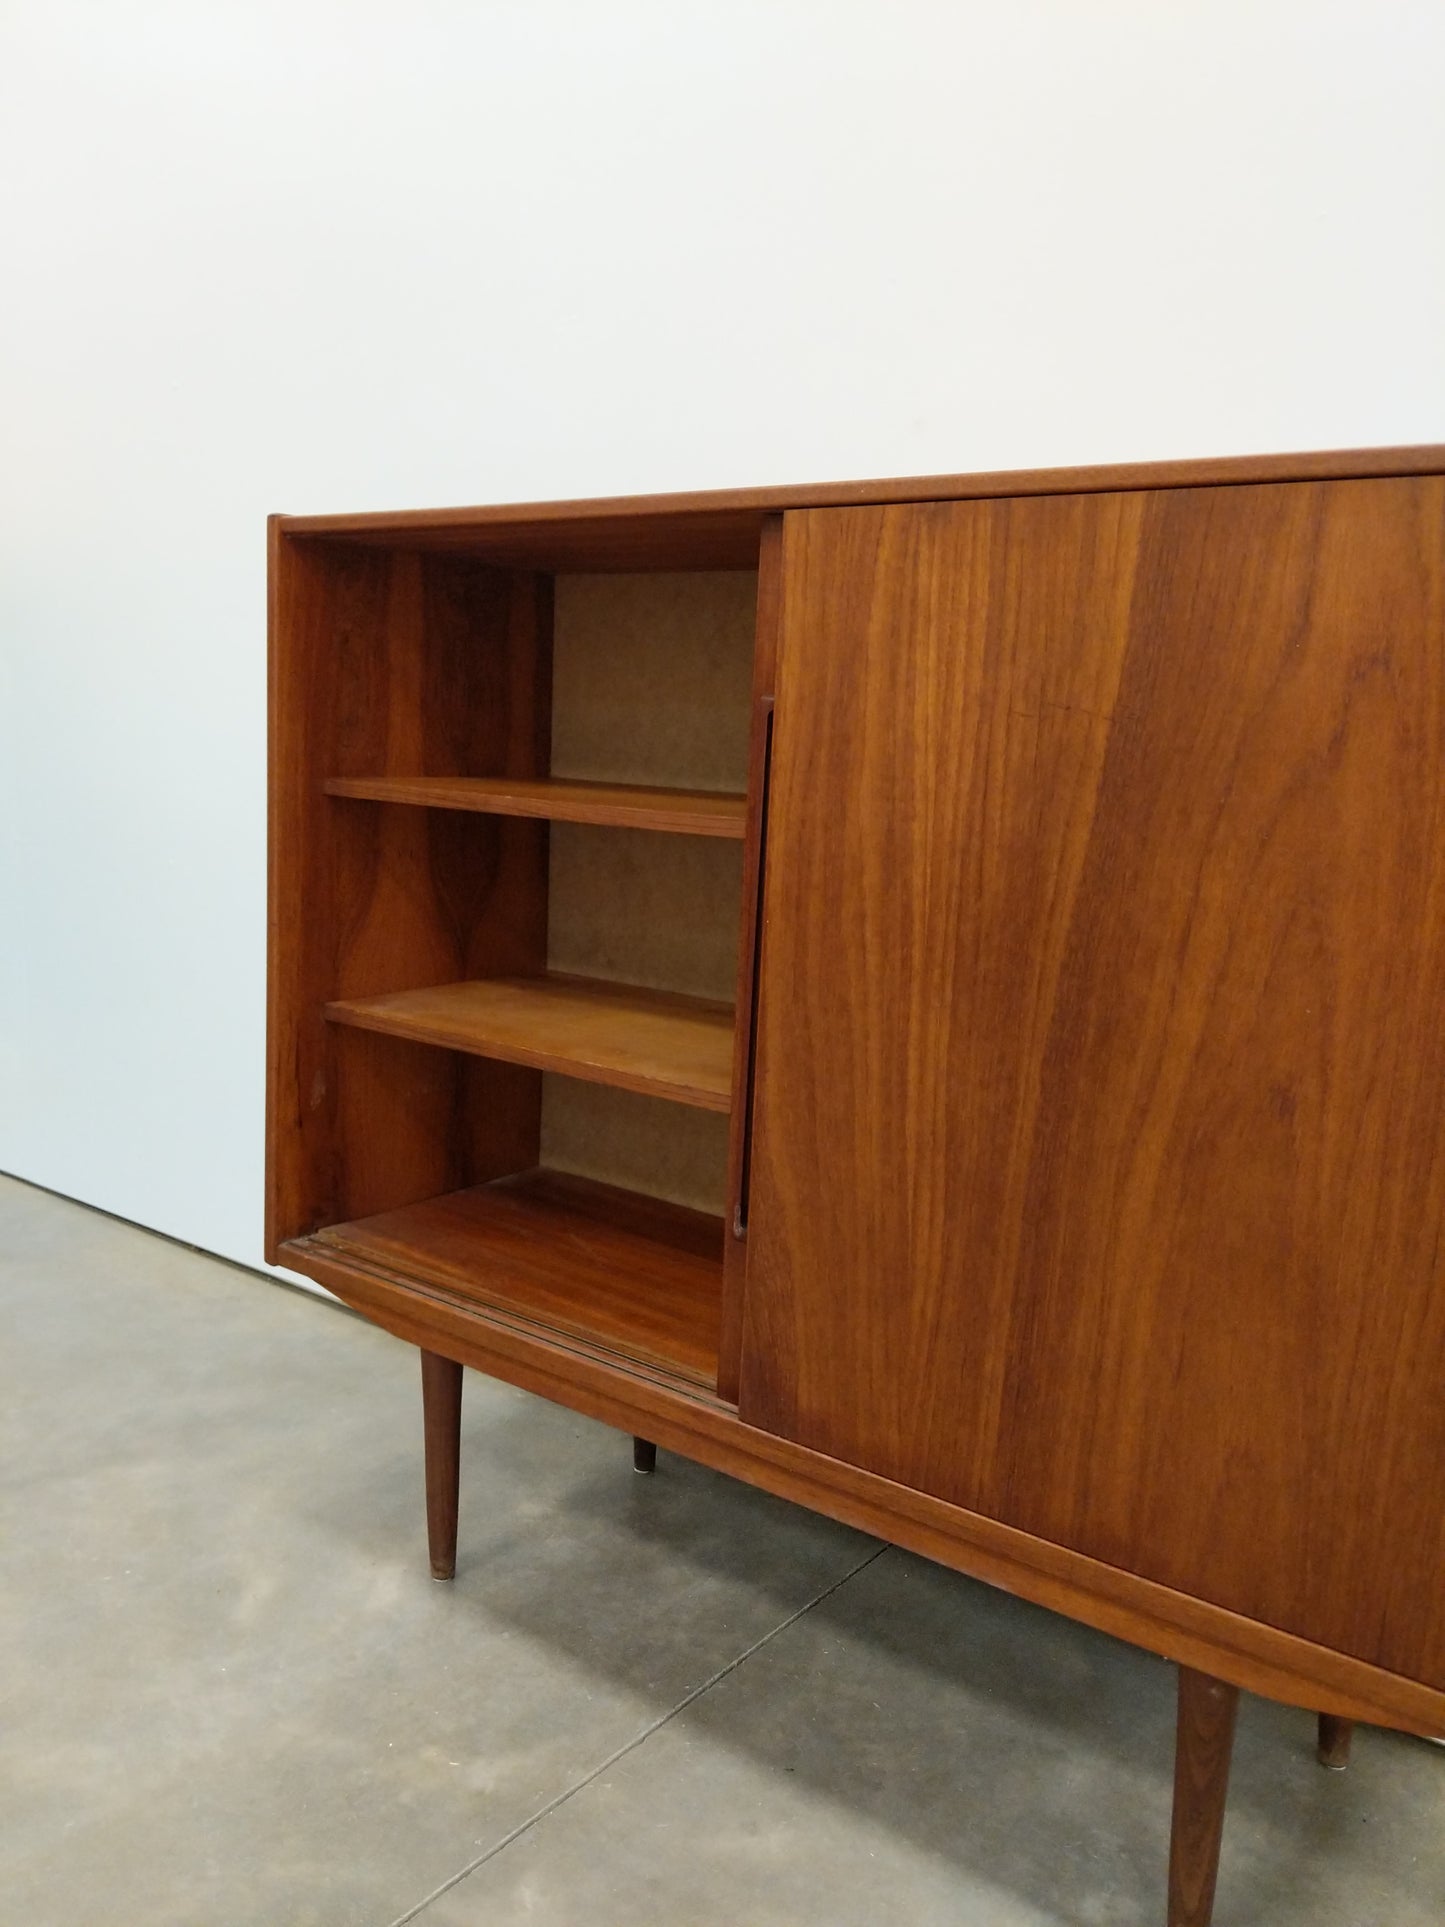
[540,1077,729,1217]
[550,572,754,792]
[546,823,743,1004]
[741,480,1445,1686]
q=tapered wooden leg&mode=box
[632,1436,657,1475]
[420,1350,463,1581]
[1317,1713,1354,1771]
[1168,1667,1239,1927]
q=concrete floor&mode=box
[1,1175,1441,1926]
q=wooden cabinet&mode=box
[268,447,1445,1927]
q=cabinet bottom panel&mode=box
[293,1168,723,1387]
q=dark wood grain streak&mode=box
[740,478,1445,1690]
[1168,1669,1238,1927]
[276,1232,1445,1739]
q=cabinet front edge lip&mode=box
[279,1234,728,1402]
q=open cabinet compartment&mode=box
[267,517,765,1391]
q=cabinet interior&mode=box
[276,544,759,1389]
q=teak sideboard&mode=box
[267,446,1445,1927]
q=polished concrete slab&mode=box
[2,1173,1442,1926]
[415,1555,1445,1926]
[0,1176,873,1925]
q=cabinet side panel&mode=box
[267,525,351,1257]
[740,480,1445,1686]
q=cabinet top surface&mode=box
[274,444,1445,543]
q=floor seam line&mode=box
[383,1542,888,1926]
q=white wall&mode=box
[2,0,1442,1272]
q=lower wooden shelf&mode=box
[291,1168,724,1387]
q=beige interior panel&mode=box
[536,568,752,1213]
[539,1077,730,1217]
[550,572,756,792]
[547,822,743,1004]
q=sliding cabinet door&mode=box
[738,480,1445,1685]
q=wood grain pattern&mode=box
[324,774,747,837]
[266,535,553,1256]
[325,972,734,1112]
[275,1230,1445,1739]
[1169,1670,1238,1927]
[311,1169,723,1384]
[741,479,1445,1689]
[276,444,1445,563]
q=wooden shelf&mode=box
[324,775,747,839]
[298,1169,723,1385]
[325,972,734,1112]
